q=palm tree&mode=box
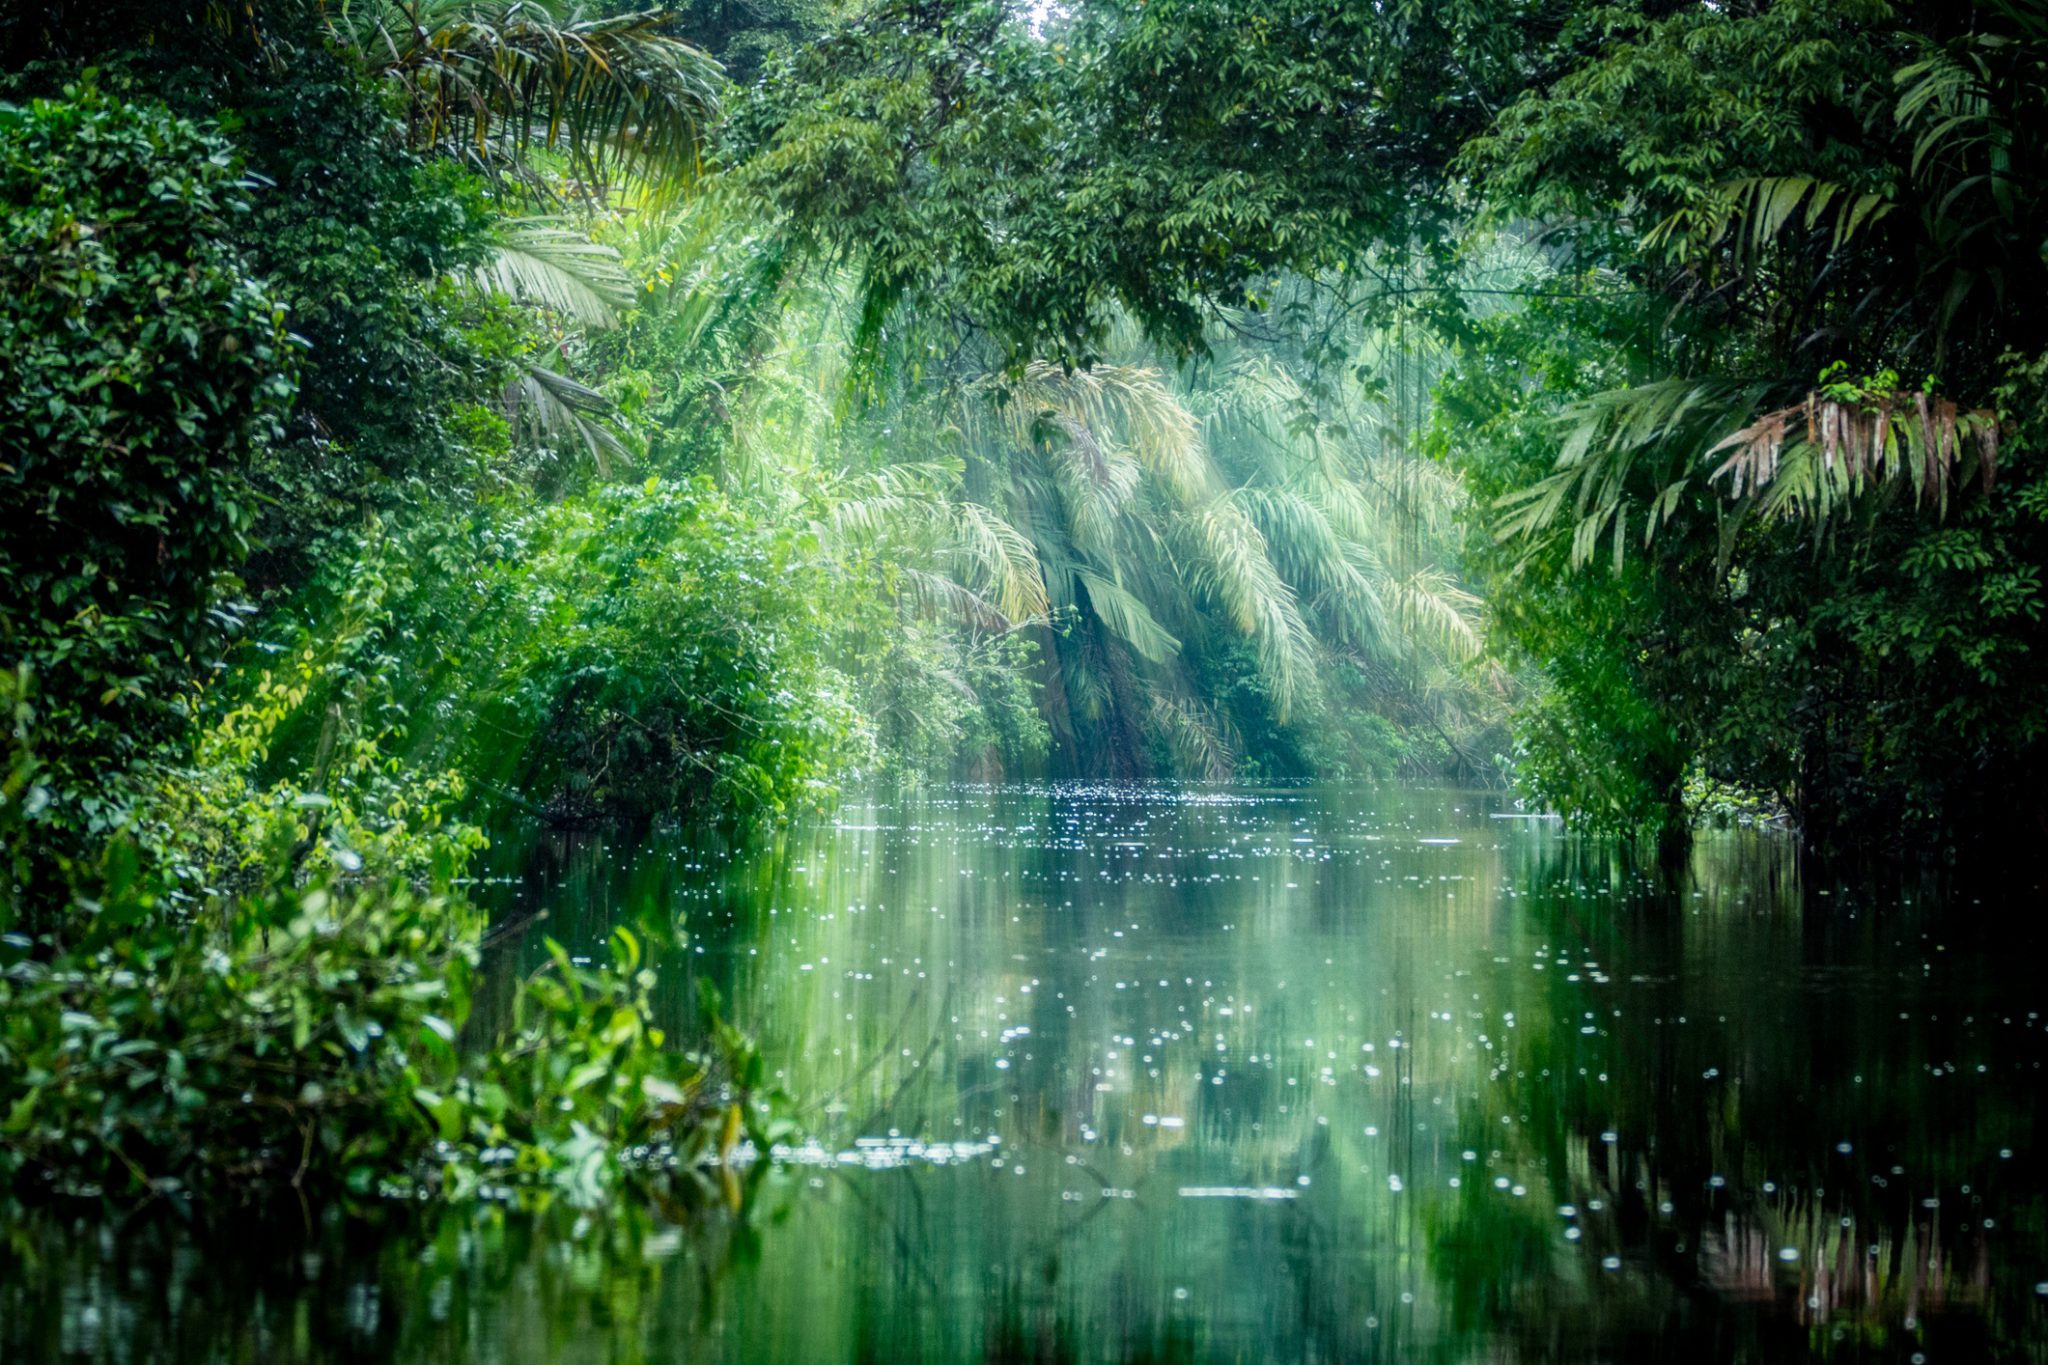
[17,3,721,196]
[938,347,1490,779]
[331,2,722,199]
[622,203,1499,782]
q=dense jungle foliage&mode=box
[1,0,2042,1202]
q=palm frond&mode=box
[1497,379,1765,570]
[336,2,722,199]
[473,217,635,326]
[1385,568,1484,663]
[1896,48,1996,179]
[1646,175,1894,263]
[1307,467,1391,546]
[974,363,1215,506]
[1043,414,1141,552]
[1362,455,1465,535]
[1147,694,1237,781]
[951,502,1051,623]
[820,461,1050,625]
[1709,390,2001,518]
[1233,486,1393,652]
[1072,567,1181,663]
[1061,650,1111,722]
[895,567,1013,632]
[1180,503,1317,720]
[1199,354,1312,432]
[505,361,631,472]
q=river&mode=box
[4,784,2045,1362]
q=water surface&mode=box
[6,784,2046,1362]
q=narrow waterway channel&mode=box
[6,785,2046,1362]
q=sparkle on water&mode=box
[5,783,2046,1363]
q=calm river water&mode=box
[5,784,2046,1362]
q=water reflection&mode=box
[5,785,2046,1362]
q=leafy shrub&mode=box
[221,56,509,583]
[0,667,44,931]
[351,476,877,824]
[0,664,769,1206]
[856,621,1050,781]
[135,643,488,909]
[0,86,295,803]
[0,860,761,1205]
[128,531,491,905]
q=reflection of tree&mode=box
[0,1194,753,1365]
[1423,830,2048,1360]
[439,787,2048,1362]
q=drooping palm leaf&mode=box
[1645,175,1895,264]
[1496,379,1767,570]
[895,567,1012,633]
[1708,390,2001,518]
[505,360,631,472]
[973,363,1215,506]
[336,1,722,198]
[823,460,1050,626]
[950,502,1051,623]
[1179,502,1317,719]
[1148,694,1237,781]
[1234,486,1392,653]
[1071,567,1181,664]
[1385,568,1483,663]
[472,216,636,326]
[1041,413,1141,553]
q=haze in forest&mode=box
[1,3,2044,1359]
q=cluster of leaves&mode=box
[223,60,509,581]
[1440,0,2048,852]
[6,16,532,583]
[725,0,1535,369]
[0,664,772,1207]
[131,578,492,905]
[0,88,295,806]
[857,624,1052,779]
[445,475,877,821]
[0,865,763,1206]
[329,0,722,202]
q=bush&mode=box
[856,621,1050,781]
[221,53,507,585]
[0,668,772,1207]
[485,478,874,820]
[0,86,294,804]
[319,476,877,825]
[0,863,763,1205]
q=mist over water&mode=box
[8,784,2046,1363]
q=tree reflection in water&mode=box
[4,786,2043,1363]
